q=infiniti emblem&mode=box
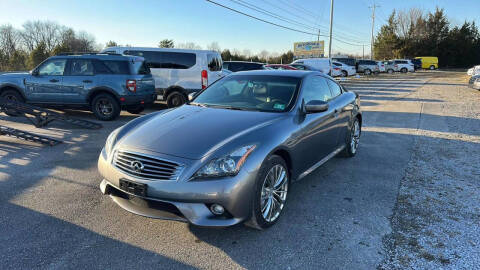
[130,160,144,172]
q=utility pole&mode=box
[362,45,365,59]
[328,0,334,75]
[369,1,380,60]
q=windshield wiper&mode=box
[190,102,208,108]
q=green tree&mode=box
[28,42,49,68]
[374,11,400,59]
[158,39,174,48]
[105,40,118,48]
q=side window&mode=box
[93,60,112,74]
[326,79,342,98]
[102,61,130,74]
[38,59,67,76]
[70,59,94,76]
[141,51,196,69]
[207,54,222,71]
[302,76,332,104]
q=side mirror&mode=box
[30,69,38,76]
[305,100,329,113]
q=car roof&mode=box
[232,69,322,78]
[102,46,219,54]
[50,54,139,61]
[224,61,265,64]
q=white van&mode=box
[291,58,332,75]
[101,47,224,107]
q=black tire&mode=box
[429,65,435,70]
[364,69,372,75]
[166,91,186,108]
[0,89,25,116]
[387,69,394,74]
[126,105,145,114]
[342,117,361,157]
[246,155,290,230]
[341,70,348,77]
[401,68,408,73]
[91,93,120,121]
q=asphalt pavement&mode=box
[1,71,478,269]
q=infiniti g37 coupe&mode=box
[98,70,362,230]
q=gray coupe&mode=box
[98,70,362,229]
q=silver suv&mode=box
[356,60,379,75]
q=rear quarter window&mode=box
[99,60,130,74]
[207,54,222,71]
[125,50,196,69]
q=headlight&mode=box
[105,128,121,157]
[193,145,256,179]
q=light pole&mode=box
[328,0,334,75]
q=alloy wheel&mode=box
[97,99,113,116]
[260,164,288,223]
[350,120,360,154]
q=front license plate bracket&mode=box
[119,179,147,197]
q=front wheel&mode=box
[166,91,186,108]
[364,69,372,75]
[401,68,408,73]
[246,155,289,230]
[387,69,394,74]
[0,89,25,116]
[342,117,361,157]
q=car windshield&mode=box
[192,75,301,112]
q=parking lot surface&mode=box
[1,71,479,269]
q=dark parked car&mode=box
[0,53,155,120]
[223,61,265,72]
[410,58,422,71]
[98,70,362,229]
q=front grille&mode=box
[113,150,183,180]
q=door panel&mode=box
[24,59,66,103]
[62,59,95,104]
[292,76,339,174]
[326,79,351,146]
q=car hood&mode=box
[118,105,284,159]
[0,71,29,78]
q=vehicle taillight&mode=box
[201,70,208,89]
[126,80,136,92]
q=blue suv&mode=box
[0,53,155,120]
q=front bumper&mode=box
[97,149,257,227]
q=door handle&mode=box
[49,79,59,83]
[82,80,93,83]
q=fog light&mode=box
[210,204,225,215]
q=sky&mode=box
[1,0,479,56]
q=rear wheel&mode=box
[342,117,361,157]
[91,93,120,121]
[341,70,348,77]
[429,65,435,70]
[0,89,25,116]
[387,69,394,74]
[166,91,186,108]
[401,68,408,73]
[364,69,372,75]
[246,155,289,230]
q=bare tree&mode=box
[207,41,221,52]
[176,42,202,50]
[0,24,21,57]
[242,49,252,58]
[397,8,424,39]
[20,20,64,52]
[258,50,269,60]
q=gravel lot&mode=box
[0,71,478,269]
